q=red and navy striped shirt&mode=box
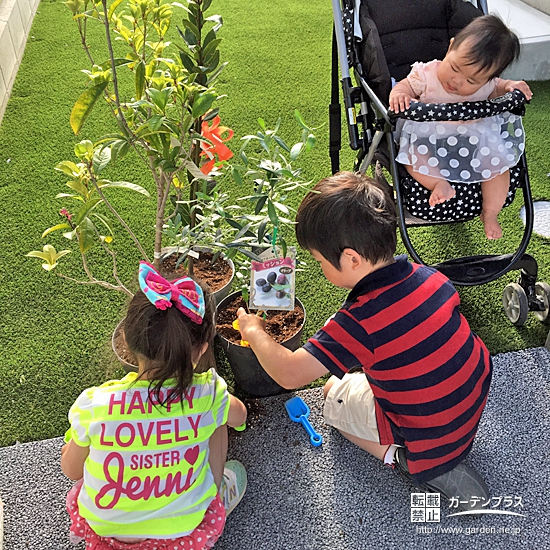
[304,256,492,483]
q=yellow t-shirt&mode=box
[65,369,229,539]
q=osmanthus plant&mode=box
[28,0,232,294]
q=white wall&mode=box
[0,0,41,125]
[520,0,550,16]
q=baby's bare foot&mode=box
[429,180,456,207]
[480,211,503,239]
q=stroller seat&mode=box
[395,90,526,223]
[329,0,550,326]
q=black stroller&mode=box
[329,0,549,326]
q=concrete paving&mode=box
[0,347,549,550]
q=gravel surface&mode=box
[1,347,549,549]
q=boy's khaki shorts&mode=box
[323,372,380,443]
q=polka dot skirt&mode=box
[396,113,524,184]
[402,164,523,222]
[66,481,225,550]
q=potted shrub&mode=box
[214,114,316,396]
[161,179,240,304]
[27,0,234,370]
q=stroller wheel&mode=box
[533,282,550,323]
[502,283,528,326]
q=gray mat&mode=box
[1,348,549,549]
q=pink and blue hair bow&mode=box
[138,261,205,324]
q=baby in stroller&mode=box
[389,15,532,240]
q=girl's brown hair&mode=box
[124,280,216,408]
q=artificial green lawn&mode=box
[0,0,549,446]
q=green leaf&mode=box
[135,60,146,99]
[92,146,111,173]
[99,58,132,71]
[273,136,291,152]
[107,0,124,20]
[100,181,151,197]
[172,3,192,15]
[273,202,289,214]
[203,38,221,59]
[294,109,309,130]
[148,88,172,112]
[290,142,303,161]
[55,193,82,201]
[179,51,196,73]
[234,223,252,241]
[77,217,95,253]
[254,195,267,215]
[280,236,288,258]
[305,134,316,153]
[191,92,217,118]
[91,212,115,235]
[258,219,268,243]
[27,245,71,271]
[148,114,164,132]
[41,223,72,238]
[182,19,201,44]
[203,50,220,73]
[70,81,109,135]
[110,139,130,164]
[206,61,227,86]
[73,198,102,226]
[66,179,89,198]
[74,140,94,159]
[231,166,243,185]
[183,25,197,46]
[55,160,80,177]
[267,201,278,226]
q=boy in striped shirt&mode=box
[237,171,492,509]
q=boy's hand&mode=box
[236,308,266,342]
[505,80,533,101]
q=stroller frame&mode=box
[329,0,549,326]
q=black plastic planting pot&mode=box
[216,292,306,397]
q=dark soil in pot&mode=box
[216,292,306,397]
[216,294,305,344]
[160,251,232,293]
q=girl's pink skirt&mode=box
[67,480,226,550]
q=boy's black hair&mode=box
[451,14,520,79]
[124,279,216,407]
[295,171,397,270]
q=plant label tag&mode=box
[249,247,296,311]
[187,249,200,259]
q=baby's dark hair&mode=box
[296,171,397,270]
[124,279,216,407]
[451,14,520,79]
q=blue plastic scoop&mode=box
[285,396,323,447]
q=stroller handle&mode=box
[387,90,528,123]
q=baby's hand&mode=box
[389,90,412,113]
[505,80,533,101]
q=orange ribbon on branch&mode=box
[199,115,234,175]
